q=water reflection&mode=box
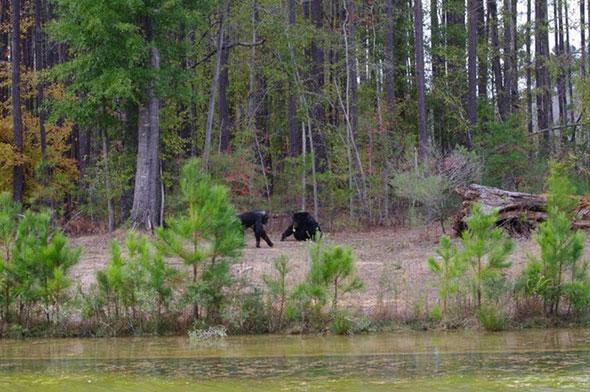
[1,329,590,391]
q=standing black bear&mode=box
[281,212,322,241]
[238,211,273,248]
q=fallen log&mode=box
[453,184,590,237]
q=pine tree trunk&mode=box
[11,0,25,203]
[535,0,552,152]
[34,0,48,187]
[503,0,513,112]
[581,0,586,77]
[488,0,506,119]
[287,0,300,156]
[431,0,446,149]
[477,0,487,99]
[0,2,7,115]
[101,127,114,232]
[384,0,396,123]
[310,0,327,168]
[347,0,358,140]
[203,0,229,170]
[414,0,428,160]
[563,0,574,127]
[131,19,161,230]
[555,0,567,131]
[526,0,533,133]
[467,0,477,145]
[218,5,232,153]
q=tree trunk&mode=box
[414,0,428,160]
[503,0,517,114]
[563,0,574,127]
[488,0,506,119]
[248,0,271,201]
[477,0,487,99]
[287,0,300,156]
[218,12,232,153]
[34,0,48,187]
[383,0,396,123]
[535,0,552,152]
[467,0,477,145]
[131,20,161,230]
[11,0,24,204]
[346,0,358,140]
[203,0,229,170]
[0,0,7,112]
[310,0,327,168]
[526,0,533,133]
[555,0,567,131]
[582,0,586,77]
[431,0,446,149]
[101,127,114,232]
[454,184,590,236]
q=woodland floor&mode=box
[70,224,590,320]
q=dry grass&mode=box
[69,224,590,319]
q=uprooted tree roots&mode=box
[453,184,590,237]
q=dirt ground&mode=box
[69,225,590,318]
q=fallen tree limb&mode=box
[453,184,590,237]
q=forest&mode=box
[1,0,590,336]
[0,0,588,229]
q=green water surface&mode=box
[1,329,590,391]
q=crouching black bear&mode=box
[281,211,322,241]
[238,210,273,248]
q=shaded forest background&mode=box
[1,0,589,233]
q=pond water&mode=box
[1,329,590,391]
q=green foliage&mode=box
[156,158,244,322]
[429,202,513,325]
[429,305,442,323]
[78,150,135,226]
[0,193,20,322]
[330,311,353,335]
[288,239,363,329]
[263,255,290,331]
[427,235,465,318]
[460,203,513,309]
[563,272,590,316]
[0,204,81,326]
[477,304,507,331]
[95,232,178,333]
[308,239,363,312]
[391,148,481,231]
[477,116,539,190]
[519,163,588,316]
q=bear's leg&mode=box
[261,230,273,247]
[281,225,294,241]
[254,220,272,248]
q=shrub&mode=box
[156,158,244,323]
[391,147,481,231]
[460,203,513,309]
[308,239,363,312]
[95,233,178,334]
[518,163,587,316]
[331,311,353,335]
[263,255,290,331]
[477,304,507,331]
[288,239,363,330]
[11,210,81,325]
[0,192,21,323]
[428,235,465,319]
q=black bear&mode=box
[238,210,273,248]
[281,212,322,241]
